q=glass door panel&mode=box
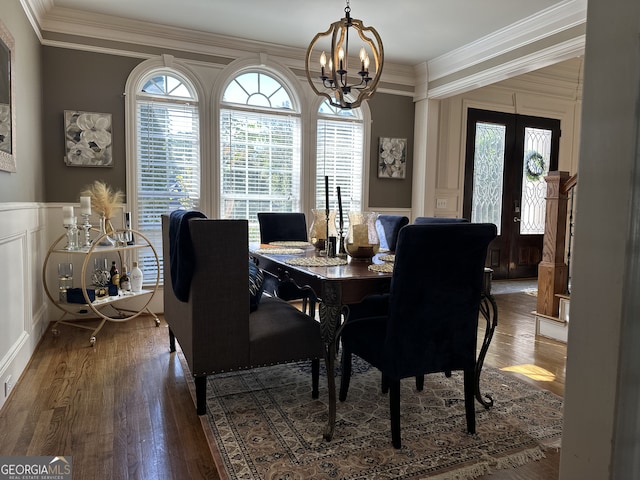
[471,122,506,235]
[520,127,553,235]
[464,109,559,279]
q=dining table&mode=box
[250,242,498,442]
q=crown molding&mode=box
[427,35,585,100]
[427,0,587,83]
[22,0,586,99]
[29,3,416,92]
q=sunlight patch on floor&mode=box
[501,364,555,382]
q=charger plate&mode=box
[252,248,304,255]
[285,257,347,267]
[368,262,394,273]
[269,241,312,247]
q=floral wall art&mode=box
[64,110,113,167]
[378,137,407,179]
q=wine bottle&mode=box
[130,261,143,293]
[110,261,120,287]
[119,264,131,291]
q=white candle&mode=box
[63,206,74,225]
[80,196,91,215]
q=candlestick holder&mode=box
[80,213,92,248]
[324,209,330,256]
[63,219,79,251]
[338,227,347,256]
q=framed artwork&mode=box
[0,20,16,173]
[378,137,407,179]
[64,110,113,167]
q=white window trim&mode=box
[125,53,372,226]
[125,55,207,225]
[307,96,372,216]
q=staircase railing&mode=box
[562,173,577,294]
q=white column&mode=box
[411,62,439,220]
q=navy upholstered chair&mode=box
[376,215,409,251]
[257,212,314,314]
[257,212,308,244]
[339,223,497,448]
[413,216,469,224]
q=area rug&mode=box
[200,359,563,480]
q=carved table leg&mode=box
[319,282,342,441]
[476,293,498,408]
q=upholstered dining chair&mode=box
[257,212,308,244]
[338,222,497,448]
[376,214,409,251]
[162,213,324,416]
[413,216,469,224]
[257,212,314,314]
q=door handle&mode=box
[513,217,521,223]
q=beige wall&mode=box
[0,0,44,202]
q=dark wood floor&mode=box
[0,282,565,479]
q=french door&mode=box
[463,109,560,279]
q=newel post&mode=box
[537,171,570,317]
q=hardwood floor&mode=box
[0,282,565,479]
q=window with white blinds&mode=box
[316,102,364,218]
[220,71,300,242]
[135,73,200,280]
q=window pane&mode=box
[136,82,200,281]
[520,127,552,234]
[316,102,363,228]
[471,122,505,234]
[223,72,293,110]
[220,108,301,242]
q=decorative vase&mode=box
[309,209,338,252]
[344,211,380,259]
[92,258,111,287]
[97,215,116,247]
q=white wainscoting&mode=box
[0,203,49,411]
[0,203,166,412]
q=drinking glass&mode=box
[57,263,73,301]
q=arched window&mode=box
[220,71,301,241]
[133,70,200,278]
[316,100,364,215]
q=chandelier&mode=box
[305,0,384,109]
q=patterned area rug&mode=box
[201,359,562,480]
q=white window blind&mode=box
[220,108,300,241]
[136,98,200,279]
[316,116,363,217]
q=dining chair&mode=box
[413,216,469,224]
[376,214,409,251]
[338,222,497,448]
[257,212,308,244]
[257,212,314,315]
[162,213,324,415]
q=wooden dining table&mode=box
[250,243,498,442]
